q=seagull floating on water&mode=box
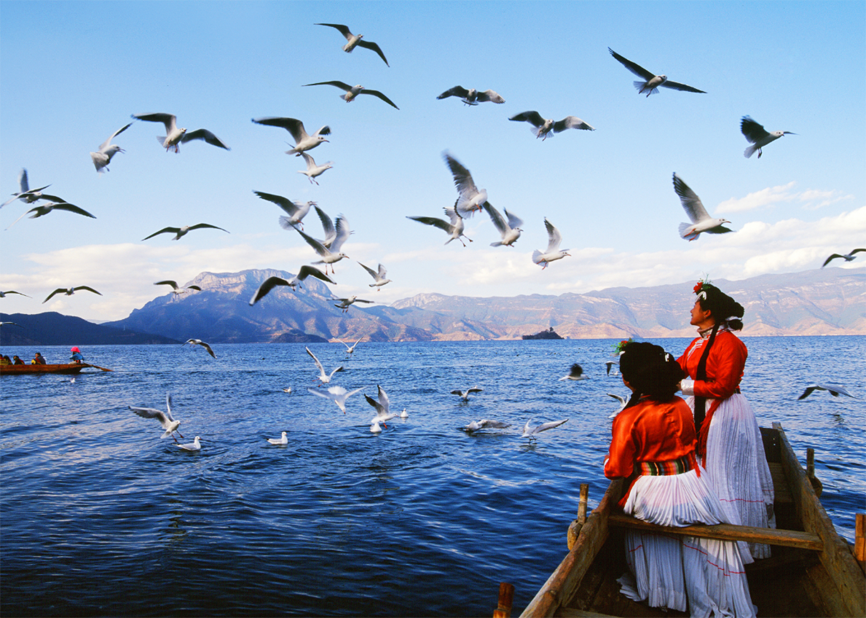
[303,81,399,109]
[463,419,510,433]
[43,286,102,304]
[483,202,523,247]
[296,215,351,274]
[437,86,505,105]
[358,262,391,290]
[533,218,570,268]
[798,384,856,400]
[332,296,374,313]
[132,113,229,152]
[177,436,201,451]
[251,117,331,157]
[451,387,483,402]
[249,266,335,305]
[407,205,472,247]
[267,431,288,445]
[253,191,314,230]
[306,346,344,384]
[741,116,795,159]
[822,249,865,268]
[366,384,397,428]
[314,23,389,66]
[444,153,487,218]
[297,153,332,185]
[155,280,201,295]
[400,408,408,419]
[673,173,733,241]
[90,122,132,173]
[307,385,364,414]
[142,223,228,241]
[509,111,595,140]
[521,418,568,441]
[8,201,96,229]
[129,393,183,442]
[559,364,588,381]
[1,169,64,209]
[185,339,216,358]
[608,48,706,97]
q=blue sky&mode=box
[1,0,864,322]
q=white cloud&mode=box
[716,182,854,214]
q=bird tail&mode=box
[679,222,698,240]
[279,216,300,231]
[532,250,544,264]
[634,81,658,96]
[490,241,504,247]
[531,126,549,139]
[744,144,760,158]
[156,136,167,146]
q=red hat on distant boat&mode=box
[71,346,81,353]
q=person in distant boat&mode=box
[32,352,47,365]
[605,341,755,616]
[12,355,25,365]
[678,280,774,561]
[70,346,85,364]
[0,355,11,365]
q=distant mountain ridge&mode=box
[97,267,866,343]
[0,312,179,347]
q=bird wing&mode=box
[251,117,305,141]
[254,191,299,215]
[129,406,170,425]
[444,153,479,196]
[142,227,180,241]
[42,288,66,303]
[18,168,30,192]
[608,48,655,80]
[450,390,465,396]
[353,299,374,304]
[407,215,451,233]
[189,223,229,233]
[376,264,387,279]
[509,111,545,127]
[249,276,291,305]
[477,90,505,104]
[188,285,202,291]
[376,385,390,412]
[705,224,734,235]
[360,89,399,109]
[798,386,818,400]
[554,117,595,132]
[365,393,384,414]
[52,203,97,219]
[822,384,854,397]
[535,419,568,433]
[740,116,769,144]
[132,113,176,132]
[673,173,711,223]
[822,254,844,268]
[198,341,216,358]
[182,129,230,150]
[467,387,483,394]
[504,208,524,230]
[358,262,378,280]
[607,393,627,405]
[483,202,509,236]
[437,86,470,100]
[356,40,389,66]
[311,205,336,243]
[543,218,562,252]
[35,192,66,203]
[482,420,510,428]
[306,346,325,375]
[303,80,353,92]
[851,248,866,255]
[165,393,175,420]
[296,265,335,285]
[307,387,333,401]
[155,280,179,290]
[100,122,133,151]
[570,363,584,377]
[330,215,352,252]
[315,22,353,38]
[659,80,705,93]
[73,286,102,296]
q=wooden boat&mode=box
[517,423,866,618]
[0,362,86,375]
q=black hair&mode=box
[620,342,686,405]
[696,283,744,331]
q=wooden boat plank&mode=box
[0,363,85,375]
[608,513,823,550]
[768,461,793,505]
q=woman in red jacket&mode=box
[678,281,775,562]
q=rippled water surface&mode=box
[2,337,863,616]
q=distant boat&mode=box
[1,363,85,375]
[522,327,563,340]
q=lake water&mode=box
[1,337,863,616]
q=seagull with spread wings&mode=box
[608,47,706,97]
[740,116,795,159]
[296,215,351,274]
[332,296,374,313]
[443,153,487,218]
[7,201,96,229]
[483,202,523,247]
[297,153,332,185]
[307,385,364,414]
[90,122,132,173]
[358,262,391,290]
[43,286,102,304]
[155,281,202,295]
[252,116,331,156]
[303,81,399,110]
[822,249,865,268]
[559,364,589,381]
[1,169,65,209]
[521,418,569,441]
[129,393,183,442]
[314,23,389,66]
[185,339,216,358]
[798,384,856,400]
[365,385,397,428]
[437,86,505,105]
[253,191,314,230]
[509,111,595,140]
[673,173,732,241]
[533,218,570,268]
[463,419,511,433]
[142,223,228,241]
[248,267,335,305]
[306,346,344,384]
[0,290,29,298]
[132,113,229,152]
[407,205,472,247]
[451,387,483,402]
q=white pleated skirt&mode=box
[686,393,776,561]
[617,468,756,617]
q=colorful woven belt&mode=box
[635,454,695,476]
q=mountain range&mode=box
[100,267,865,343]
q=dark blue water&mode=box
[2,337,863,616]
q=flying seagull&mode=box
[267,431,288,446]
[740,116,795,159]
[444,152,487,217]
[132,113,229,152]
[608,47,706,97]
[521,418,569,441]
[509,111,595,140]
[798,384,855,400]
[155,281,201,295]
[1,168,65,209]
[303,81,399,110]
[310,205,339,248]
[483,202,523,247]
[463,419,511,433]
[306,346,344,384]
[297,152,332,185]
[607,393,628,418]
[559,363,588,381]
[673,173,732,241]
[407,205,472,247]
[337,339,361,354]
[251,116,331,156]
[307,385,364,414]
[437,86,505,105]
[365,384,397,428]
[822,249,865,268]
[358,262,391,290]
[605,359,620,376]
[451,387,483,402]
[90,122,132,173]
[176,436,202,451]
[185,338,216,358]
[296,215,351,274]
[332,296,374,313]
[314,23,389,67]
[7,201,96,229]
[253,191,314,230]
[142,223,228,241]
[0,290,30,298]
[43,286,102,304]
[533,218,570,268]
[249,266,336,305]
[129,393,183,441]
